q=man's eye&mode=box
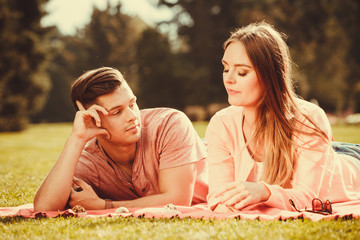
[223,69,229,73]
[113,110,121,115]
[130,102,137,109]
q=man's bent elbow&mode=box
[33,196,67,212]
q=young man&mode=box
[34,67,208,211]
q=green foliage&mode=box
[1,123,360,239]
[0,123,71,206]
[23,0,360,124]
[31,30,76,123]
[157,0,360,113]
[33,3,147,123]
[158,0,240,106]
[0,0,52,131]
[263,0,359,113]
[136,28,188,109]
[79,3,144,72]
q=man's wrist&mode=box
[104,199,113,209]
[68,132,88,146]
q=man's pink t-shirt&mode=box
[75,108,208,204]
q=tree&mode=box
[156,0,360,114]
[136,28,186,109]
[332,0,360,112]
[157,0,252,106]
[31,30,79,123]
[262,0,358,113]
[0,0,52,131]
[79,3,146,87]
[33,3,148,122]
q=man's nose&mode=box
[125,107,137,122]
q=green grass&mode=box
[1,122,360,239]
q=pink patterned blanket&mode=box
[2,201,360,221]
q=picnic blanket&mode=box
[2,201,360,221]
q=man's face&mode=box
[95,82,141,145]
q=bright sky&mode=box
[41,0,174,35]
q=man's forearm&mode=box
[33,134,86,212]
[111,191,192,209]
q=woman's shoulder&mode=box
[207,106,243,135]
[206,105,243,143]
[211,105,243,120]
[293,98,329,122]
[293,98,332,138]
[294,98,324,114]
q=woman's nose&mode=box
[224,69,236,84]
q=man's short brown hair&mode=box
[70,67,123,111]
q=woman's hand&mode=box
[213,181,271,211]
[213,203,236,213]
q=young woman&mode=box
[206,22,360,213]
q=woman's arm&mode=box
[207,103,334,212]
[205,112,237,210]
[257,105,334,211]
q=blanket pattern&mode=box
[2,201,360,221]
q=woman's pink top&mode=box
[206,99,360,210]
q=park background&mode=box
[0,0,359,132]
[1,1,360,239]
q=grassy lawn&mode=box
[1,122,360,239]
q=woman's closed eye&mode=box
[238,71,248,77]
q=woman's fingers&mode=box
[220,185,245,203]
[213,182,238,198]
[233,196,253,210]
[222,188,249,206]
[219,182,268,210]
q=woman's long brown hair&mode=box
[224,22,328,188]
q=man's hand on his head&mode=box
[71,100,110,141]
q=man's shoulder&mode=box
[83,138,100,155]
[140,108,189,126]
[80,138,106,165]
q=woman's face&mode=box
[222,41,263,108]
